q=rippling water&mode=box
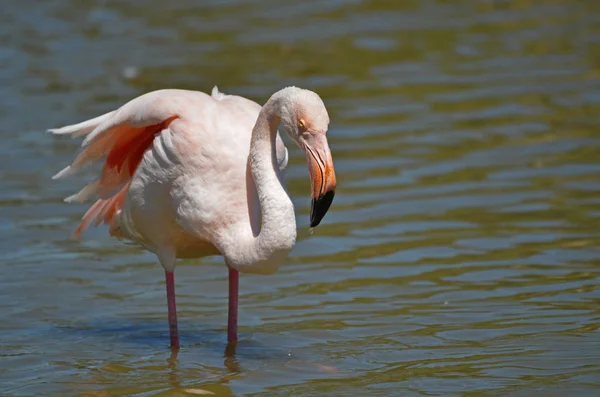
[2,1,600,396]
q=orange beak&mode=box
[303,133,336,227]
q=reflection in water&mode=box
[223,341,240,374]
[2,0,600,395]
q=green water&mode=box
[2,1,600,396]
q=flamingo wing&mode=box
[50,89,210,238]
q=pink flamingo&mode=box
[50,86,336,349]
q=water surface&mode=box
[2,1,600,396]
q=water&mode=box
[2,0,600,395]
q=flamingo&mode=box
[50,86,336,349]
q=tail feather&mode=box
[51,124,125,180]
[72,182,130,239]
[64,180,99,203]
[48,110,116,138]
[72,199,104,239]
[52,165,75,180]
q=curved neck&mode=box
[225,98,297,274]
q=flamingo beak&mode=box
[304,133,336,227]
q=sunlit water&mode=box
[2,1,600,396]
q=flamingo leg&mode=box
[165,270,180,349]
[228,268,239,343]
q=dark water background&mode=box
[2,0,600,395]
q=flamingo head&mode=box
[278,87,337,227]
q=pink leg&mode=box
[165,270,180,349]
[228,268,239,343]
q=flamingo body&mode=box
[54,88,288,273]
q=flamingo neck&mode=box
[225,97,296,274]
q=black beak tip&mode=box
[310,190,335,228]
